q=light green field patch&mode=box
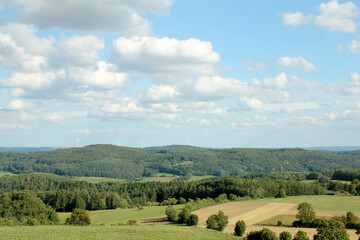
[73,177,125,183]
[253,195,360,213]
[0,171,15,177]
[0,225,239,240]
[188,175,215,181]
[58,205,184,225]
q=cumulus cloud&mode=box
[140,85,180,102]
[342,72,360,95]
[6,99,34,110]
[277,57,317,72]
[266,90,290,103]
[1,72,56,91]
[43,113,64,123]
[241,59,267,72]
[7,0,174,35]
[282,12,313,26]
[282,0,359,33]
[345,37,360,53]
[51,35,105,68]
[263,73,288,90]
[195,76,253,99]
[111,37,220,83]
[0,23,53,71]
[70,62,132,90]
[237,97,262,110]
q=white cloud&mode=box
[267,90,290,103]
[0,123,33,130]
[6,99,34,110]
[283,0,359,33]
[52,35,105,68]
[237,97,262,110]
[342,72,360,95]
[111,37,220,83]
[290,76,325,91]
[282,12,313,26]
[140,85,180,102]
[263,73,288,90]
[345,37,360,53]
[2,72,56,91]
[277,57,317,72]
[70,62,132,90]
[241,59,267,72]
[195,76,253,99]
[101,99,147,114]
[12,0,174,35]
[43,113,64,123]
[74,129,91,134]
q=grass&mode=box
[0,225,239,240]
[72,177,125,183]
[253,195,360,213]
[58,205,184,225]
[0,171,15,177]
[188,175,215,181]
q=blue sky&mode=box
[0,0,359,148]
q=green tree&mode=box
[178,207,191,224]
[247,228,279,240]
[187,214,198,226]
[234,220,246,237]
[65,209,91,226]
[295,202,316,227]
[293,230,309,240]
[165,206,179,222]
[206,211,229,231]
[313,219,350,240]
[279,231,292,240]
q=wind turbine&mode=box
[118,138,121,146]
[140,139,144,149]
[76,137,79,148]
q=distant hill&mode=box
[0,147,60,152]
[304,146,360,151]
[1,144,360,180]
[145,145,208,152]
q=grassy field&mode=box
[72,176,125,183]
[0,225,239,240]
[0,171,15,177]
[58,205,184,225]
[253,195,360,213]
[188,175,215,181]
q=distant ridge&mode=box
[145,145,208,151]
[0,147,60,153]
[304,146,360,152]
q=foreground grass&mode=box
[58,205,184,225]
[0,225,238,240]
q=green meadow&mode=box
[0,225,239,240]
[58,205,184,225]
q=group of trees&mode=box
[0,173,328,212]
[2,144,360,180]
[165,206,198,226]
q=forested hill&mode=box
[1,144,360,180]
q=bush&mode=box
[313,219,350,240]
[247,228,278,240]
[234,220,246,237]
[277,221,282,226]
[279,231,292,240]
[187,214,198,226]
[178,207,191,224]
[293,230,309,240]
[206,211,229,231]
[165,206,179,222]
[65,209,91,226]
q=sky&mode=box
[0,0,359,148]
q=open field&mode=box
[192,195,360,239]
[188,175,215,181]
[72,176,125,183]
[0,225,239,240]
[58,205,183,225]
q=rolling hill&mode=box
[1,144,360,180]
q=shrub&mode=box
[279,231,292,240]
[65,209,91,226]
[187,214,198,226]
[313,219,350,240]
[247,228,278,240]
[206,211,229,232]
[178,207,191,224]
[165,206,179,222]
[234,220,246,237]
[293,230,309,240]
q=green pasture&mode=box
[58,205,184,225]
[0,225,238,240]
[72,176,125,183]
[188,175,215,181]
[253,195,360,213]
